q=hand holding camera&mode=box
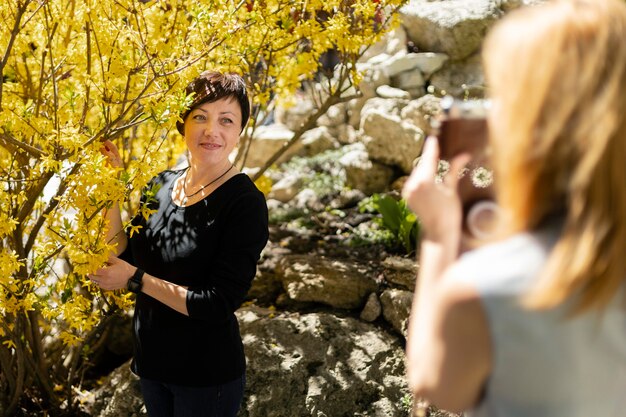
[434,96,499,244]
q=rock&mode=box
[360,27,408,63]
[248,269,283,305]
[380,289,414,338]
[383,51,447,80]
[360,292,382,322]
[276,255,378,309]
[361,111,425,174]
[317,103,347,128]
[86,308,411,417]
[348,67,392,127]
[245,124,301,168]
[400,94,442,134]
[390,70,425,97]
[82,362,146,417]
[401,0,502,60]
[360,97,410,120]
[429,52,486,98]
[297,126,340,157]
[274,96,316,131]
[237,308,409,417]
[413,52,450,78]
[383,256,418,291]
[376,85,412,100]
[335,124,358,145]
[268,173,304,203]
[338,143,395,195]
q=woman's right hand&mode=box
[402,136,470,244]
[100,140,123,169]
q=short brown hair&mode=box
[176,71,250,135]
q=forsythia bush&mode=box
[0,0,404,413]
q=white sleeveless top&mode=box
[449,220,626,417]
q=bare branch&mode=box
[0,132,44,159]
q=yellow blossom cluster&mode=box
[0,0,404,410]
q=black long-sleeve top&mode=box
[120,169,269,386]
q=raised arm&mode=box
[100,140,128,255]
[402,137,491,412]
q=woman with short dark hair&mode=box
[92,70,269,417]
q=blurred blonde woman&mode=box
[402,0,626,415]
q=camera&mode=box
[433,96,498,243]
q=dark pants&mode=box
[139,374,245,417]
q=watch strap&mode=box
[127,268,145,293]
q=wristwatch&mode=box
[127,268,145,293]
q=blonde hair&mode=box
[483,0,626,313]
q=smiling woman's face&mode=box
[183,97,242,167]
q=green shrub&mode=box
[360,194,419,254]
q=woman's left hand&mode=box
[89,256,135,291]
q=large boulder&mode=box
[238,307,410,417]
[360,110,425,174]
[339,142,395,195]
[400,0,502,60]
[83,307,411,417]
[276,254,378,309]
[81,363,145,417]
[245,124,302,168]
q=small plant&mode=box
[360,194,419,254]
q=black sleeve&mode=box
[185,191,269,322]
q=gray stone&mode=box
[85,308,411,417]
[384,51,426,78]
[429,52,486,98]
[317,103,347,128]
[276,255,378,309]
[380,288,414,338]
[383,51,448,81]
[237,308,409,417]
[361,111,425,174]
[339,143,395,195]
[360,292,382,322]
[401,94,443,135]
[82,363,146,417]
[348,66,394,127]
[376,85,412,100]
[360,97,410,120]
[268,173,304,203]
[360,27,408,63]
[401,0,502,60]
[412,52,449,78]
[391,70,425,94]
[383,256,418,291]
[297,126,340,157]
[335,123,358,145]
[274,96,316,131]
[245,124,301,168]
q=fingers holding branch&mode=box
[100,140,124,169]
